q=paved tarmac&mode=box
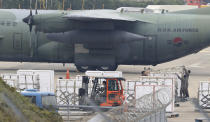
[0,47,210,122]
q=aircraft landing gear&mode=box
[76,65,96,72]
[97,65,118,71]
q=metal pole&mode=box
[50,0,52,9]
[46,0,47,9]
[63,0,65,10]
[0,0,1,8]
[82,0,84,10]
[35,0,37,9]
[30,0,32,9]
[102,4,104,9]
[40,0,41,9]
[0,0,2,8]
[42,0,45,9]
[70,3,71,10]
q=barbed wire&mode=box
[106,88,172,122]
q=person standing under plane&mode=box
[100,81,107,102]
[176,73,186,100]
[176,69,190,100]
[183,67,191,99]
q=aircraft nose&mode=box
[23,15,30,24]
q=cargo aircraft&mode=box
[0,7,209,72]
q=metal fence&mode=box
[104,88,171,122]
[198,81,210,109]
[55,79,171,122]
[125,77,175,113]
[0,73,40,91]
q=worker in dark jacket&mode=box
[100,81,107,102]
[183,68,191,98]
[176,74,186,99]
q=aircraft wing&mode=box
[63,15,135,21]
[62,10,149,22]
[30,10,153,32]
[63,10,137,22]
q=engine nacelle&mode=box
[47,30,146,44]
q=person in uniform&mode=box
[176,74,186,99]
[100,81,107,102]
[183,68,191,98]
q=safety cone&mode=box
[66,69,70,79]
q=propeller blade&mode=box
[29,24,33,32]
[23,0,36,57]
[23,9,34,32]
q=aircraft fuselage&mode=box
[0,9,209,71]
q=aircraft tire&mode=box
[97,65,118,71]
[76,65,96,72]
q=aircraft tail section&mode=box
[172,7,210,15]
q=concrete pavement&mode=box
[1,47,210,121]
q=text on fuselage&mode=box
[157,28,199,33]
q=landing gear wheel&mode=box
[76,65,96,72]
[97,65,118,71]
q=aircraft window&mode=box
[0,21,5,26]
[13,33,22,49]
[6,21,11,26]
[13,22,17,26]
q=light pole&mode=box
[50,0,52,9]
[82,0,84,10]
[0,0,2,8]
[63,0,65,10]
[46,0,47,9]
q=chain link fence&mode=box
[0,74,40,91]
[104,88,171,122]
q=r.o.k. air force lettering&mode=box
[157,28,199,33]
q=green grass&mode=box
[0,78,63,122]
